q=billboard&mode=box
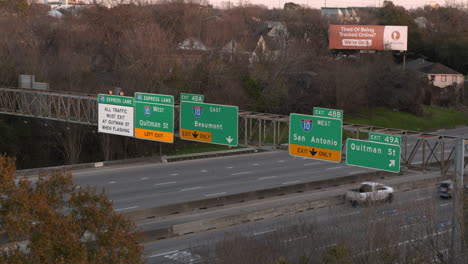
[329,25,407,51]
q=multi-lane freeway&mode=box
[73,151,375,211]
[58,127,467,263]
[144,186,453,263]
[70,126,462,212]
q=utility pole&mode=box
[451,138,464,264]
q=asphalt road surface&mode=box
[70,127,460,212]
[143,186,454,264]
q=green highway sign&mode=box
[313,107,343,120]
[180,101,238,146]
[369,132,401,146]
[181,93,204,103]
[134,92,174,143]
[346,138,401,173]
[289,113,343,162]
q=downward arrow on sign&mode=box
[192,132,199,138]
[226,136,233,143]
[309,148,318,156]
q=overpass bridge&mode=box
[0,86,466,172]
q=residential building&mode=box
[407,59,464,89]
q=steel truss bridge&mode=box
[1,87,467,173]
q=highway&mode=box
[73,151,376,211]
[143,186,454,263]
[70,129,460,212]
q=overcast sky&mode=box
[211,0,463,10]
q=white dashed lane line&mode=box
[154,181,176,186]
[181,186,202,192]
[115,206,139,212]
[231,171,252,176]
[226,166,234,169]
[252,163,260,166]
[349,170,367,175]
[440,203,451,207]
[148,250,179,258]
[201,170,207,173]
[141,177,149,180]
[258,176,277,180]
[171,173,179,176]
[304,162,319,166]
[277,160,285,163]
[254,229,276,236]
[282,180,300,185]
[415,197,432,201]
[109,181,116,184]
[326,166,343,170]
[205,192,227,197]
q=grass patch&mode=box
[345,106,468,131]
[164,142,244,155]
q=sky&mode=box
[211,0,464,10]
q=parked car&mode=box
[438,180,453,199]
[346,182,394,207]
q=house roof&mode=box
[407,59,461,75]
[261,35,282,51]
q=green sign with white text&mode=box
[289,113,343,162]
[134,92,174,143]
[346,138,401,173]
[369,132,401,146]
[180,101,238,146]
[313,107,343,120]
[181,93,204,103]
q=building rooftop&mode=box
[407,59,461,75]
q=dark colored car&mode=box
[438,180,453,198]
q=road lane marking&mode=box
[115,206,139,212]
[415,197,432,201]
[171,173,179,176]
[341,211,361,217]
[231,171,252,176]
[440,203,451,207]
[148,250,179,258]
[181,186,202,192]
[326,166,343,170]
[226,166,234,169]
[154,181,176,186]
[201,170,207,172]
[205,192,227,197]
[304,162,319,166]
[258,176,277,180]
[109,181,116,184]
[277,160,285,163]
[282,180,300,185]
[141,177,149,180]
[282,235,307,243]
[253,229,276,236]
[252,163,259,166]
[349,170,367,175]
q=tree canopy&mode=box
[0,154,143,263]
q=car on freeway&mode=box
[346,182,394,207]
[438,180,453,199]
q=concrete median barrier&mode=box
[123,171,383,222]
[133,173,443,243]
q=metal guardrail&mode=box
[0,87,466,172]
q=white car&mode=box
[346,182,394,206]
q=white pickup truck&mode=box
[346,182,394,206]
